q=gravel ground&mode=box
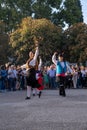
[0,89,87,130]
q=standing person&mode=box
[47,65,56,89]
[0,65,7,91]
[52,52,72,97]
[25,46,42,99]
[25,46,38,99]
[80,66,86,88]
[8,65,16,91]
[72,67,78,89]
[0,66,2,92]
[36,56,44,98]
[43,66,49,89]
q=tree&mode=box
[10,17,62,64]
[63,23,87,63]
[0,0,32,32]
[63,0,83,26]
[32,0,83,27]
[0,21,10,64]
[0,0,83,32]
[32,0,61,19]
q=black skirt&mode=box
[26,68,41,88]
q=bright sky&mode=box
[81,0,87,24]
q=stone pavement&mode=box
[0,89,87,130]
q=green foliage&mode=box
[10,17,62,64]
[0,0,32,32]
[0,21,10,64]
[0,0,83,32]
[63,0,83,26]
[0,21,5,33]
[63,23,87,63]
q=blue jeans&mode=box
[0,78,5,90]
[8,78,16,90]
[0,80,2,90]
[49,77,56,89]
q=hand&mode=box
[54,52,57,55]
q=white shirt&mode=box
[21,47,39,69]
[81,70,86,77]
[29,47,39,66]
[13,69,18,78]
[8,69,15,78]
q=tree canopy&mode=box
[63,23,87,63]
[0,0,83,32]
[10,17,62,64]
[0,21,10,64]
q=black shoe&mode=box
[13,89,16,91]
[59,93,62,96]
[33,94,35,96]
[38,91,42,98]
[62,94,66,97]
[25,97,30,100]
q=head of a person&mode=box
[50,65,54,70]
[80,66,85,70]
[11,65,15,69]
[29,51,34,59]
[58,54,64,62]
[50,64,55,70]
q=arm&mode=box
[38,56,42,71]
[29,47,39,66]
[33,47,39,62]
[52,52,57,65]
[21,64,26,69]
[66,62,72,73]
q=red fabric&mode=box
[37,75,44,90]
[56,73,65,77]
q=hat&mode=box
[58,53,64,57]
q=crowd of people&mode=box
[46,64,87,89]
[0,62,87,91]
[0,45,87,98]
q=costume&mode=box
[52,53,72,96]
[25,47,43,99]
[36,71,44,90]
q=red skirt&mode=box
[37,77,44,90]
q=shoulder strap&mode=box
[57,61,59,65]
[26,58,38,70]
[26,58,33,69]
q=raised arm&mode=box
[52,52,57,65]
[29,47,39,67]
[33,47,39,62]
[38,56,42,71]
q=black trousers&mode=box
[56,76,66,96]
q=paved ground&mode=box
[0,89,87,130]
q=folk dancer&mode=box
[25,46,42,99]
[52,52,72,97]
